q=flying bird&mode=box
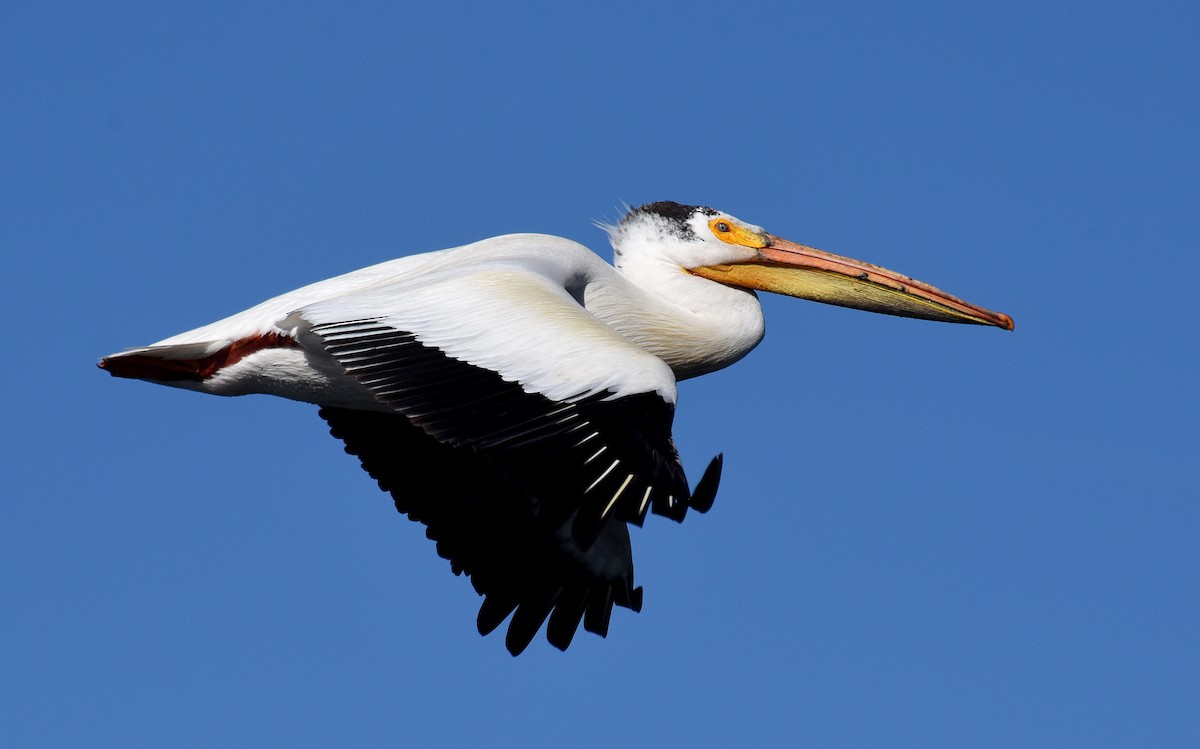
[99,201,1013,655]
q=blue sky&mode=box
[3,1,1197,746]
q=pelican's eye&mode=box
[708,217,768,248]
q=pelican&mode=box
[99,201,1013,655]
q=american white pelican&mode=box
[100,201,1013,655]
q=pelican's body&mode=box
[138,231,764,407]
[101,201,1012,655]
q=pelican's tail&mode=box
[99,332,298,383]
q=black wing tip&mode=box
[318,396,654,659]
[505,633,532,657]
[690,454,723,514]
[627,585,644,613]
[483,581,645,655]
[546,588,589,651]
[582,586,615,638]
[477,595,519,637]
[514,583,564,652]
[545,626,576,653]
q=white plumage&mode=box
[101,201,1012,654]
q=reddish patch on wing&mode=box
[99,332,299,381]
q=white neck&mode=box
[588,249,766,380]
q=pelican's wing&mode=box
[293,261,721,653]
[319,405,644,654]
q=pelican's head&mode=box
[610,201,1013,330]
